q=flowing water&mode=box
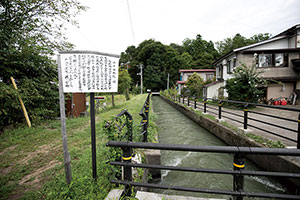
[151,96,286,199]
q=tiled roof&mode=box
[179,69,215,73]
[176,81,186,84]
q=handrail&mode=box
[113,109,133,142]
[139,93,151,142]
[175,95,300,149]
[107,141,300,155]
[107,141,300,199]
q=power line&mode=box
[126,0,135,45]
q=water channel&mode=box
[151,96,286,199]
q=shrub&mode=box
[225,63,267,103]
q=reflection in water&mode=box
[151,96,286,199]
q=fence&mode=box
[107,141,300,199]
[175,95,300,149]
[139,93,151,142]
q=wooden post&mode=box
[57,55,72,184]
[10,77,31,128]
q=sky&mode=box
[65,0,300,55]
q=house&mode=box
[176,69,215,95]
[208,24,300,101]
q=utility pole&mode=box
[167,73,169,91]
[139,64,143,94]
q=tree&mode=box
[182,34,219,67]
[0,0,86,130]
[185,73,204,97]
[118,69,132,100]
[216,33,272,56]
[225,64,267,103]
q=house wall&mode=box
[267,83,294,99]
[296,81,300,89]
[181,72,214,82]
[288,35,296,48]
[237,53,299,79]
[206,82,224,98]
[249,38,288,50]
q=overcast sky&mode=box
[65,0,300,55]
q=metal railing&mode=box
[114,109,133,141]
[107,141,300,199]
[176,95,300,149]
[139,93,151,142]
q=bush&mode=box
[225,64,267,103]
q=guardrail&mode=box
[107,141,300,199]
[176,95,300,149]
[139,93,151,142]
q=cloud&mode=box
[65,0,300,54]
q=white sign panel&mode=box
[59,51,119,93]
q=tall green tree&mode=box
[182,34,219,67]
[216,33,272,56]
[0,0,86,129]
[185,73,204,97]
[118,69,132,100]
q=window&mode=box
[257,53,288,67]
[232,58,236,70]
[227,60,231,73]
[216,64,223,79]
[206,74,214,80]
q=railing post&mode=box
[204,98,207,113]
[218,100,222,120]
[145,105,149,143]
[194,99,197,109]
[122,147,133,197]
[243,104,248,130]
[188,98,190,106]
[233,153,245,200]
[297,113,300,149]
[142,115,148,142]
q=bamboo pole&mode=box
[10,77,31,128]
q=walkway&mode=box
[178,97,298,148]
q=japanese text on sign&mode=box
[59,52,119,93]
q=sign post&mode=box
[90,92,97,179]
[58,51,119,181]
[57,55,72,184]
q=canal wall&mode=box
[160,96,300,190]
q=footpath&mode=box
[179,97,299,148]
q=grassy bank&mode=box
[0,94,157,200]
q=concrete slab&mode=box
[105,189,123,200]
[136,191,225,200]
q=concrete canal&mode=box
[151,96,286,199]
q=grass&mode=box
[0,94,157,200]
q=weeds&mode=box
[0,94,158,200]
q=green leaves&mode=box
[216,33,272,56]
[121,35,219,91]
[0,0,86,130]
[185,73,204,97]
[225,64,267,103]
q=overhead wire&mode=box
[126,0,136,45]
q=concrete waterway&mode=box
[151,96,286,199]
